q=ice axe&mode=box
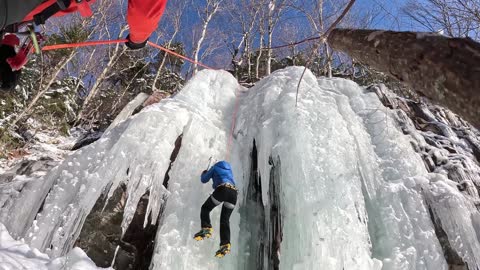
[206,156,213,171]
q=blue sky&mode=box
[163,0,430,71]
[357,0,424,31]
[94,0,430,72]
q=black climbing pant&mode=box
[200,185,238,245]
[0,44,21,90]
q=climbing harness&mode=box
[217,183,237,191]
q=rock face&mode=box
[75,185,127,268]
[75,134,183,269]
[0,157,57,182]
[71,92,170,151]
[75,184,160,270]
[238,140,283,270]
[371,84,480,269]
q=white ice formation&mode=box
[0,223,110,270]
[1,67,480,270]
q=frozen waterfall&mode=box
[1,67,480,270]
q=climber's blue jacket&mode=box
[201,161,236,189]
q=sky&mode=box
[39,0,433,78]
[157,0,431,72]
[356,0,423,31]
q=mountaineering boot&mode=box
[215,243,231,258]
[194,227,213,241]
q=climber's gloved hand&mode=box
[0,37,21,91]
[125,34,147,50]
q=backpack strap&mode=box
[33,0,71,25]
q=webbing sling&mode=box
[33,0,71,25]
[1,0,43,29]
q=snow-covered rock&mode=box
[0,223,111,270]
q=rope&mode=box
[41,39,128,51]
[147,41,215,70]
[263,0,357,51]
[267,35,325,50]
[40,39,216,70]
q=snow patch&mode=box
[0,223,110,270]
[367,30,385,41]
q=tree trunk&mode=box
[11,52,76,128]
[266,16,273,75]
[256,34,264,79]
[76,46,124,123]
[246,37,252,80]
[324,43,332,78]
[76,26,128,123]
[192,1,221,75]
[192,17,211,75]
[152,30,178,90]
[266,30,273,75]
[328,28,480,127]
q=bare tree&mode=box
[265,0,290,75]
[11,52,77,128]
[9,6,106,128]
[75,4,129,123]
[226,0,262,80]
[290,0,354,77]
[255,4,267,79]
[151,0,188,90]
[191,0,224,75]
[404,0,480,40]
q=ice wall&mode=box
[0,70,239,263]
[322,78,448,270]
[233,68,382,269]
[372,84,480,269]
[1,67,479,270]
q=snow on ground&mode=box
[0,67,479,269]
[0,125,83,174]
[0,223,111,270]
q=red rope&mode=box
[40,39,215,70]
[147,41,215,70]
[41,39,128,51]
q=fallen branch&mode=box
[328,29,480,127]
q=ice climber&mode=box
[194,160,238,258]
[0,0,168,90]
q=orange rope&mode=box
[40,39,216,70]
[147,41,215,70]
[41,39,128,51]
